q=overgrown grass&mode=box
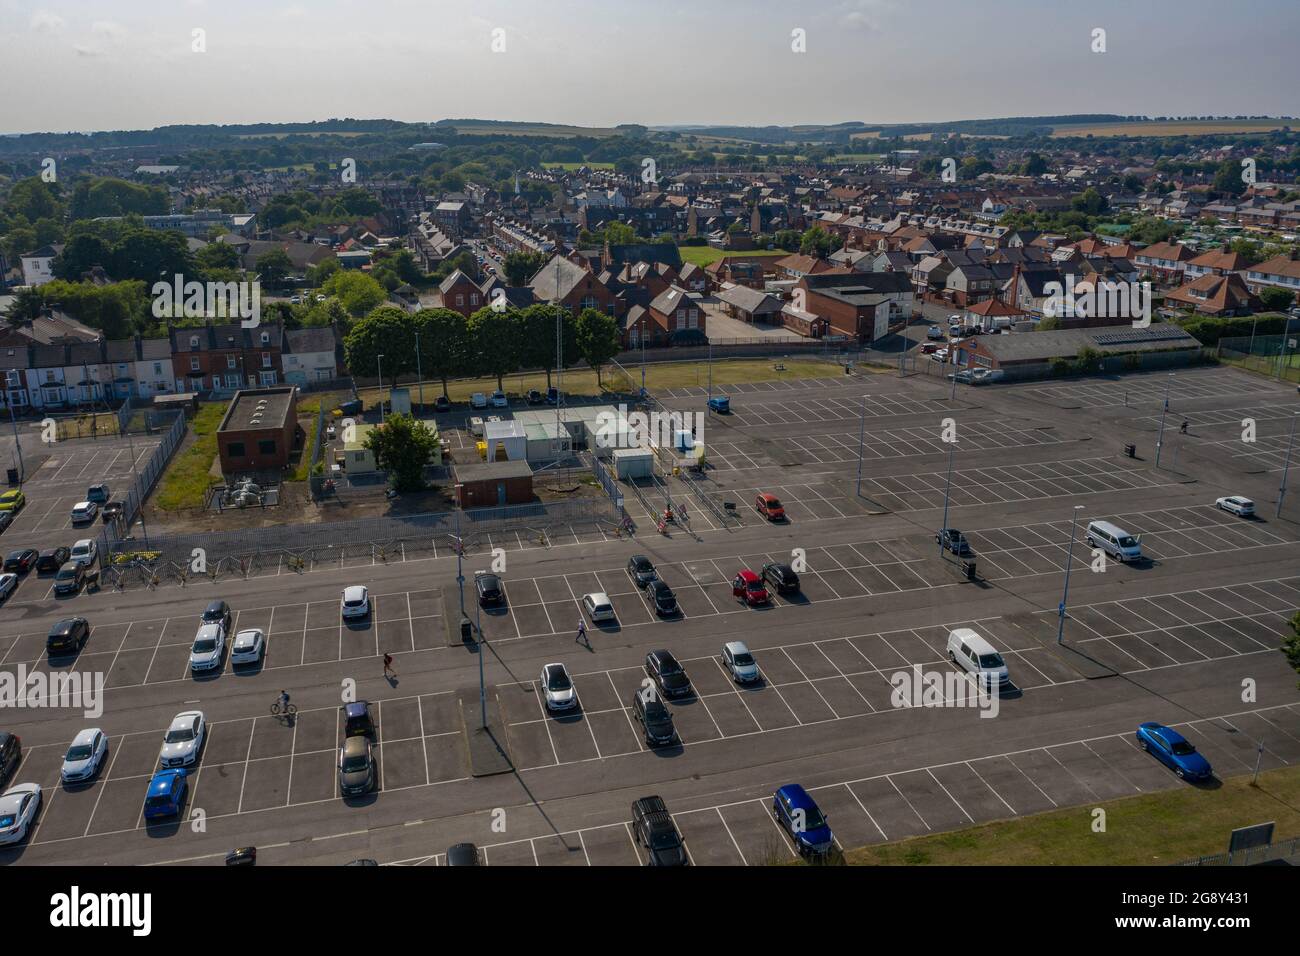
[153,403,226,511]
[676,246,790,268]
[842,765,1300,866]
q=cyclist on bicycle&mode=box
[278,689,290,713]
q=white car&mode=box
[1215,496,1255,517]
[70,538,97,567]
[230,628,266,665]
[931,347,949,363]
[470,392,489,409]
[341,585,370,619]
[0,783,42,845]
[159,711,206,768]
[61,728,108,783]
[0,573,16,602]
[582,592,616,623]
[490,390,509,408]
[721,641,760,683]
[188,622,226,673]
[541,662,578,711]
[70,501,98,523]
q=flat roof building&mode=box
[216,386,299,474]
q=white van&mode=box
[946,628,1009,689]
[468,416,485,437]
[1085,520,1142,563]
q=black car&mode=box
[201,599,233,632]
[647,580,678,616]
[545,387,559,405]
[101,501,124,524]
[631,796,688,866]
[54,562,86,595]
[936,528,972,556]
[475,572,504,606]
[446,843,482,866]
[47,617,90,655]
[4,548,39,573]
[645,650,692,698]
[761,562,800,595]
[0,512,13,534]
[626,554,657,588]
[631,691,677,746]
[36,547,72,574]
[434,395,451,413]
[0,733,21,790]
[343,701,376,739]
[526,389,544,405]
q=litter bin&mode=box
[1124,443,1136,459]
[5,468,17,485]
[460,617,473,642]
[962,559,977,581]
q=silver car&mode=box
[230,628,265,665]
[188,623,226,673]
[541,663,578,711]
[61,728,108,783]
[159,711,206,768]
[0,783,41,845]
[721,641,760,683]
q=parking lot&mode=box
[2,360,1298,867]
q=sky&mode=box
[2,0,1298,134]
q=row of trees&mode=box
[342,303,622,395]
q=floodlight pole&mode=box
[855,394,867,497]
[6,373,24,482]
[455,500,465,618]
[1154,373,1173,468]
[939,441,955,558]
[376,354,386,422]
[415,331,423,411]
[1057,505,1085,645]
[1277,413,1297,519]
[476,588,486,729]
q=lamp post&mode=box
[476,583,486,730]
[1154,373,1174,468]
[414,331,423,411]
[1056,505,1085,645]
[939,440,956,558]
[5,371,24,482]
[855,394,867,497]
[376,354,385,422]
[1277,412,1298,519]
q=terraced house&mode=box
[169,322,285,395]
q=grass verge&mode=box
[153,403,226,511]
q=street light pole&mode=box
[1277,412,1297,519]
[5,372,24,482]
[1057,505,1085,645]
[454,499,466,619]
[476,586,486,729]
[939,441,956,557]
[1154,373,1173,468]
[414,331,423,411]
[855,394,867,497]
[376,354,385,423]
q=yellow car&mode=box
[0,490,25,513]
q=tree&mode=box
[363,414,439,492]
[467,306,521,389]
[1212,160,1247,198]
[108,228,195,283]
[52,234,113,280]
[503,250,548,286]
[255,249,294,287]
[325,270,387,318]
[575,307,621,386]
[413,307,470,398]
[195,240,240,273]
[517,303,576,389]
[9,287,45,323]
[1259,287,1295,313]
[343,306,416,386]
[604,221,636,245]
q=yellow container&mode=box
[476,440,487,460]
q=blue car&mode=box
[144,769,188,821]
[1136,722,1212,781]
[773,784,835,858]
[707,395,730,414]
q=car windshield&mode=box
[194,638,218,653]
[1118,536,1138,548]
[747,582,765,593]
[165,725,195,743]
[145,795,171,809]
[546,669,571,691]
[978,653,1004,669]
[634,558,652,571]
[341,753,369,772]
[766,498,782,508]
[1171,741,1196,757]
[797,806,827,830]
[733,652,755,666]
[56,567,77,579]
[67,744,93,760]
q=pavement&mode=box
[1,362,1298,866]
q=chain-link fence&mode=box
[1218,333,1300,384]
[115,410,187,532]
[1178,835,1299,866]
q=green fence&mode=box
[1218,333,1300,384]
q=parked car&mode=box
[158,712,206,768]
[936,528,972,555]
[0,490,25,513]
[36,547,71,573]
[732,569,770,607]
[100,501,124,524]
[490,390,509,408]
[647,579,678,616]
[446,843,482,866]
[545,387,560,405]
[721,641,760,683]
[920,342,939,355]
[0,733,22,790]
[70,539,97,567]
[0,783,42,845]
[773,784,835,858]
[143,770,187,821]
[582,592,616,623]
[0,573,16,602]
[706,395,730,414]
[70,501,98,523]
[631,796,688,866]
[1086,520,1142,563]
[645,649,691,698]
[631,690,677,746]
[475,571,504,606]
[0,512,12,533]
[926,325,945,340]
[761,562,800,595]
[540,662,578,712]
[201,599,233,631]
[53,562,86,596]
[86,484,111,504]
[526,389,544,405]
[626,554,658,588]
[1215,495,1255,517]
[434,395,452,413]
[1136,722,1212,781]
[343,701,376,739]
[46,617,90,655]
[61,728,108,784]
[188,622,227,674]
[755,493,785,521]
[470,392,489,409]
[341,585,371,619]
[338,736,376,796]
[947,628,1010,690]
[230,628,266,665]
[3,549,38,573]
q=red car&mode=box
[732,569,770,606]
[755,493,785,521]
[920,342,939,355]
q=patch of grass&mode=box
[676,246,790,268]
[153,403,226,512]
[1050,119,1288,138]
[843,765,1300,866]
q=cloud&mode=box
[30,10,66,32]
[92,21,128,41]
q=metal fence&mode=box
[589,453,624,510]
[1218,333,1300,384]
[1178,835,1299,867]
[117,410,187,532]
[307,402,329,499]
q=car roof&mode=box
[344,585,367,597]
[777,783,816,809]
[724,641,750,654]
[149,771,182,795]
[72,728,101,746]
[587,591,610,603]
[341,736,369,756]
[195,622,223,638]
[950,628,997,655]
[344,701,370,717]
[234,628,262,641]
[736,568,760,582]
[171,710,202,727]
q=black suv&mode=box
[631,796,688,866]
[434,395,451,413]
[0,733,21,789]
[761,562,800,595]
[101,501,124,524]
[526,389,544,405]
[4,549,38,573]
[936,528,972,556]
[645,650,691,698]
[475,572,504,606]
[202,599,233,632]
[36,547,71,574]
[632,690,677,746]
[47,617,90,656]
[626,555,657,588]
[647,580,678,616]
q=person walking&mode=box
[383,652,395,678]
[576,619,588,645]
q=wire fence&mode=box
[115,410,187,533]
[1218,334,1300,384]
[1178,835,1299,867]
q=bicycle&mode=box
[270,701,298,718]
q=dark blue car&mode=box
[773,784,835,858]
[1136,722,1212,781]
[707,395,730,414]
[144,769,188,820]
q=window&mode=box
[190,358,200,372]
[260,332,270,344]
[227,356,237,369]
[259,371,277,385]
[261,352,271,368]
[456,294,464,306]
[153,362,163,375]
[190,336,200,350]
[226,374,240,388]
[470,294,479,306]
[258,440,276,455]
[227,441,246,457]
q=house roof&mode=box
[717,285,782,314]
[974,324,1200,363]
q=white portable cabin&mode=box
[482,420,526,462]
[524,421,572,462]
[612,446,654,479]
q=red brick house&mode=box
[435,270,487,316]
[530,255,618,316]
[645,286,703,340]
[170,322,284,395]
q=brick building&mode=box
[170,322,283,395]
[216,386,299,474]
